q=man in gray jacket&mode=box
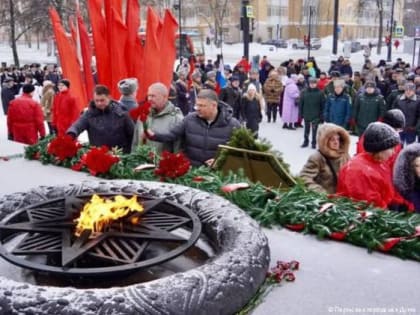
[146,89,241,166]
[67,85,134,153]
[132,82,184,153]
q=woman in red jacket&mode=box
[7,84,45,145]
[337,122,400,209]
[52,79,81,136]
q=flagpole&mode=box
[74,0,82,66]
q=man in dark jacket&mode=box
[352,81,386,136]
[146,89,241,166]
[1,77,16,115]
[67,85,135,153]
[219,76,242,120]
[393,83,420,145]
[299,77,325,148]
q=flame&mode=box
[74,194,143,236]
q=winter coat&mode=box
[299,123,350,194]
[40,85,55,122]
[299,87,325,123]
[387,89,404,110]
[67,100,135,154]
[337,152,396,209]
[152,102,241,166]
[7,94,45,145]
[263,76,283,104]
[52,90,81,136]
[281,78,300,123]
[119,96,138,112]
[324,92,352,128]
[339,64,353,77]
[175,79,190,116]
[393,143,420,213]
[219,86,242,120]
[132,101,184,154]
[393,94,420,132]
[1,84,16,115]
[352,92,386,135]
[356,135,402,173]
[241,94,262,134]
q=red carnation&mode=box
[47,135,81,161]
[130,101,152,122]
[378,237,402,252]
[154,151,190,180]
[81,146,120,176]
[330,231,347,241]
[71,162,83,172]
[192,176,205,182]
[285,223,305,231]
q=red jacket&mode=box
[7,94,45,145]
[356,134,402,170]
[52,90,81,136]
[317,78,330,91]
[337,152,396,209]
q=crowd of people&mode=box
[2,53,420,213]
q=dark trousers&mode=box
[47,122,56,135]
[266,103,278,122]
[303,120,319,145]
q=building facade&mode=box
[177,0,404,43]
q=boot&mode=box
[282,123,287,129]
[288,123,296,130]
[311,142,316,149]
[301,141,309,148]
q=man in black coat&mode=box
[146,89,241,166]
[219,76,242,120]
[67,85,134,153]
[1,78,17,115]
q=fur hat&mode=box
[308,77,318,84]
[118,78,138,95]
[405,83,416,91]
[393,143,420,199]
[59,79,70,88]
[363,122,400,153]
[383,109,405,129]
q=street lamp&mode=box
[387,0,395,62]
[307,6,315,60]
[173,1,182,61]
[332,0,339,56]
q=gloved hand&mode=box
[7,134,13,140]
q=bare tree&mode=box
[0,0,84,67]
[208,0,230,48]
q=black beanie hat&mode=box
[383,109,405,129]
[22,84,35,94]
[60,79,70,88]
[363,122,400,153]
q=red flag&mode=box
[49,7,86,110]
[108,8,128,99]
[87,0,111,88]
[158,10,178,90]
[138,7,161,100]
[77,12,95,103]
[68,17,77,47]
[125,0,143,100]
